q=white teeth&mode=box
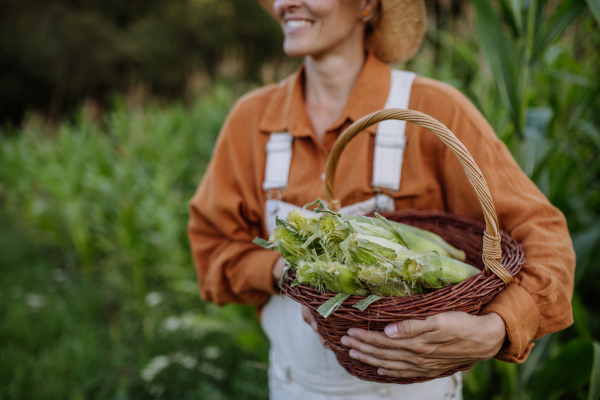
[286,20,313,29]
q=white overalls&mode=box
[260,70,462,400]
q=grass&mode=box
[0,83,271,399]
[0,1,599,398]
[0,215,269,400]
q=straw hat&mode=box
[257,0,426,64]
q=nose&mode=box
[273,0,303,16]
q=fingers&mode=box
[347,348,424,374]
[384,317,438,339]
[347,327,423,351]
[302,305,318,332]
[318,334,331,349]
[342,339,454,378]
[377,367,447,378]
[341,335,420,365]
[342,338,457,377]
[301,306,332,350]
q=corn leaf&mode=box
[353,295,382,311]
[373,213,409,248]
[253,237,275,250]
[474,0,519,135]
[586,0,600,27]
[532,0,586,60]
[532,339,598,399]
[589,341,600,400]
[317,293,350,318]
[519,333,555,388]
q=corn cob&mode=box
[268,225,308,267]
[313,261,370,296]
[254,199,476,314]
[346,215,466,261]
[400,251,480,289]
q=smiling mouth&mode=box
[285,19,314,32]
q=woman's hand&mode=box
[340,311,506,378]
[302,305,330,349]
[272,257,285,285]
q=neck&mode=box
[303,43,366,142]
[304,47,366,110]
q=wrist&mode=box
[272,257,285,288]
[480,312,507,351]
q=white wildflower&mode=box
[198,362,225,380]
[171,352,197,369]
[51,269,68,282]
[201,346,221,360]
[160,313,226,338]
[163,316,181,332]
[140,355,171,382]
[24,293,45,310]
[147,384,166,397]
[145,292,163,307]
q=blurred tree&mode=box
[0,0,284,123]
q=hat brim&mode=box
[257,0,426,64]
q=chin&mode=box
[283,39,315,58]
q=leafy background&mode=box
[0,0,599,398]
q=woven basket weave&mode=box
[281,109,525,384]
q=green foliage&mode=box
[531,339,600,400]
[0,86,270,398]
[0,83,243,303]
[0,0,599,398]
[0,0,284,122]
[418,0,600,398]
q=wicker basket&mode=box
[281,109,525,384]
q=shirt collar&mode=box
[259,53,391,137]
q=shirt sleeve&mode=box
[429,83,575,363]
[187,93,280,307]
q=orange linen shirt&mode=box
[188,54,575,363]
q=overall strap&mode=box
[371,69,416,192]
[262,132,293,191]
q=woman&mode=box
[188,0,575,398]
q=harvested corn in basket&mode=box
[254,109,524,384]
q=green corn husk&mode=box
[394,222,466,261]
[356,264,417,297]
[346,234,477,291]
[269,225,308,267]
[254,199,474,311]
[400,251,480,289]
[340,233,413,265]
[317,293,351,318]
[287,209,320,239]
[294,261,326,290]
[317,214,350,259]
[313,261,370,296]
[318,216,398,260]
[353,295,383,311]
[346,215,466,261]
[347,220,395,241]
[367,281,418,297]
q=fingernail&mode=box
[341,337,349,346]
[385,323,398,337]
[349,350,358,359]
[348,329,356,337]
[311,322,318,331]
[377,369,385,376]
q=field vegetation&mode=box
[0,0,599,398]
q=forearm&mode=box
[188,193,280,306]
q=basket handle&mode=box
[324,108,512,284]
